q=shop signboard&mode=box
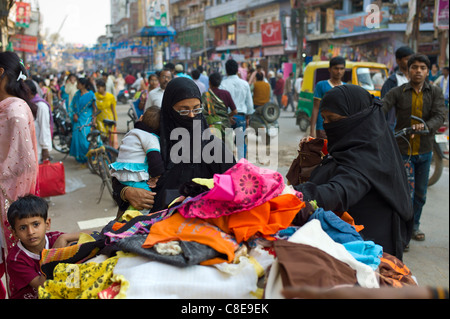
[15,2,31,28]
[145,0,170,27]
[435,0,449,29]
[335,7,389,35]
[261,21,282,46]
[11,34,37,53]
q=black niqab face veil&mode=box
[159,77,209,165]
[319,84,413,224]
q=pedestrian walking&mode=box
[310,56,346,139]
[220,59,254,160]
[381,46,414,132]
[24,80,53,163]
[144,68,172,110]
[284,72,295,112]
[274,72,284,108]
[68,77,97,164]
[382,53,446,245]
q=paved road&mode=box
[48,102,449,289]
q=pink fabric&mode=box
[0,97,38,253]
[178,159,286,219]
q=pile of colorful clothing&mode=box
[38,159,417,299]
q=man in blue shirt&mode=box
[220,59,254,160]
[310,56,346,138]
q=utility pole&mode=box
[295,7,305,76]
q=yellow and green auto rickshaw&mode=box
[295,61,389,131]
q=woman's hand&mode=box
[124,187,156,211]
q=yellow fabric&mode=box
[410,90,423,155]
[120,210,143,222]
[95,92,117,134]
[192,177,214,189]
[38,254,126,299]
[77,232,95,244]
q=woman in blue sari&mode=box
[69,77,97,163]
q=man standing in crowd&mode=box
[434,66,449,109]
[220,59,254,160]
[197,66,209,91]
[174,64,192,79]
[191,69,207,95]
[382,53,446,245]
[274,72,284,108]
[310,56,346,138]
[381,46,415,132]
[144,68,172,110]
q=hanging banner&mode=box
[261,21,282,46]
[145,0,170,27]
[435,0,449,29]
[16,2,31,28]
[11,34,37,53]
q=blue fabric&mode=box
[69,90,96,163]
[308,207,363,244]
[343,240,383,270]
[109,162,148,172]
[121,180,151,191]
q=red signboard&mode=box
[11,34,38,53]
[261,21,282,46]
[16,2,31,28]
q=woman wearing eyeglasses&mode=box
[112,77,236,216]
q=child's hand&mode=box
[52,233,80,248]
[147,176,159,189]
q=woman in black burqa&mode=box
[112,77,235,214]
[295,84,413,260]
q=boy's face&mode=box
[329,64,345,81]
[12,216,51,253]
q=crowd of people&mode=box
[0,49,448,300]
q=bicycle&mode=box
[82,113,120,203]
[394,115,446,186]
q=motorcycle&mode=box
[52,99,72,154]
[117,89,130,104]
[248,102,280,145]
[429,124,449,186]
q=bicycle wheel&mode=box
[99,154,114,200]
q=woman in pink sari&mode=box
[0,52,38,298]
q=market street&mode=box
[44,101,449,289]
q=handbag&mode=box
[286,138,327,186]
[37,160,66,197]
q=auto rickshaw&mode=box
[295,61,389,131]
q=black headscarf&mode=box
[320,84,412,223]
[154,77,235,211]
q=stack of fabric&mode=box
[38,159,417,299]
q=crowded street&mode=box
[1,0,449,303]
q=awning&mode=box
[191,47,214,57]
[138,26,177,37]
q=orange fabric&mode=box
[142,213,239,265]
[340,212,364,232]
[111,222,125,231]
[208,194,305,243]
